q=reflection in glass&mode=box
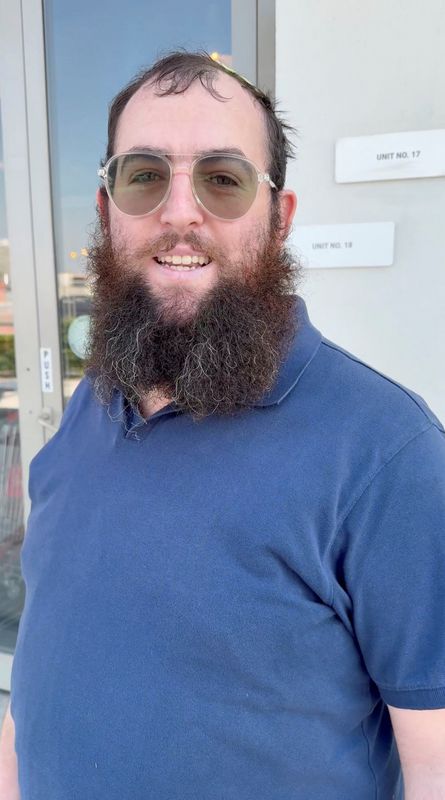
[43,0,231,404]
[0,104,25,655]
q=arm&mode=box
[388,706,445,800]
[0,703,20,800]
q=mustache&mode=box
[130,230,225,264]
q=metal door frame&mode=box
[232,0,275,94]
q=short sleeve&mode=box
[339,423,445,709]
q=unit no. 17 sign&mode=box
[292,222,395,269]
[335,129,445,183]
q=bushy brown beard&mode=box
[84,212,301,418]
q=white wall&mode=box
[276,0,445,420]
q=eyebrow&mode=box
[124,145,248,158]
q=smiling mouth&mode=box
[154,254,212,271]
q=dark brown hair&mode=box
[101,50,296,197]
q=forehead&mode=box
[113,72,268,166]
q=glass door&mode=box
[0,0,64,689]
[0,0,260,689]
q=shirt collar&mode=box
[108,295,321,431]
[252,295,322,407]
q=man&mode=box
[1,51,445,799]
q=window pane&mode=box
[43,0,232,404]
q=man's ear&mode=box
[96,187,109,232]
[277,189,297,241]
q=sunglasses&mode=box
[97,151,277,221]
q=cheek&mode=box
[109,210,135,240]
[109,213,153,250]
[108,210,125,241]
[233,217,270,258]
[213,222,246,258]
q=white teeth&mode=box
[156,254,211,266]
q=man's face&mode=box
[88,71,299,417]
[101,73,289,317]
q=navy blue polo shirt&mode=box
[11,298,445,799]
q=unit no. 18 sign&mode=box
[335,129,445,183]
[292,222,395,269]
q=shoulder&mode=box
[288,334,445,509]
[311,335,443,436]
[58,375,98,432]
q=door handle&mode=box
[37,408,59,433]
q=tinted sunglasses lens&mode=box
[107,154,170,215]
[193,156,258,219]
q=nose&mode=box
[158,171,205,230]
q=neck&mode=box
[138,389,171,419]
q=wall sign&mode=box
[40,347,54,393]
[335,129,445,183]
[292,222,395,269]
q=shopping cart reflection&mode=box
[0,422,25,647]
